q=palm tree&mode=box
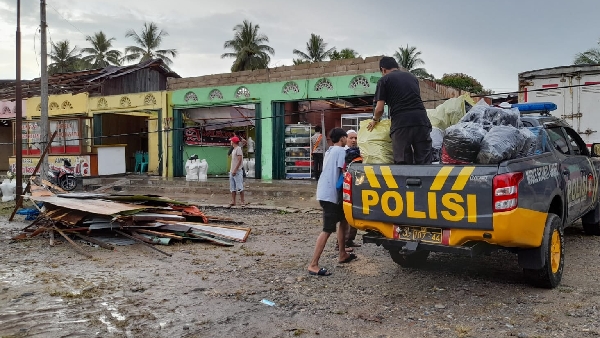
[124,22,177,65]
[574,40,600,64]
[393,45,433,79]
[81,31,122,68]
[221,20,275,72]
[293,34,335,63]
[330,48,360,60]
[293,59,309,65]
[48,40,84,75]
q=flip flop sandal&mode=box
[339,253,357,264]
[308,268,332,276]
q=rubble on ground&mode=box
[10,182,252,258]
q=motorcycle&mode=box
[48,160,77,191]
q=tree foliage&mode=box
[437,73,491,94]
[48,40,86,75]
[574,40,600,64]
[124,22,177,65]
[330,48,360,60]
[81,31,122,68]
[293,34,335,63]
[393,45,433,79]
[221,20,275,72]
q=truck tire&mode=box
[582,222,600,236]
[523,213,564,289]
[388,250,430,268]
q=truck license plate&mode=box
[394,226,442,244]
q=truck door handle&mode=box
[406,178,422,186]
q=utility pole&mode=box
[40,0,49,179]
[15,0,22,198]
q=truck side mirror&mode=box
[591,143,600,157]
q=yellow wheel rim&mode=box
[550,230,561,274]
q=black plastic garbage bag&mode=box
[460,106,522,131]
[517,127,538,157]
[477,125,526,164]
[442,122,487,163]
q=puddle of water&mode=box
[101,301,126,321]
[98,314,118,333]
[0,269,34,286]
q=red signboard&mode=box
[184,128,245,146]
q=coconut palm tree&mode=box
[81,31,122,68]
[393,45,433,79]
[124,22,177,65]
[574,40,600,64]
[221,20,275,72]
[330,48,360,60]
[48,40,84,75]
[293,34,335,63]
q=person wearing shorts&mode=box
[229,136,245,206]
[307,128,357,277]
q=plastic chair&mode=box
[140,152,149,173]
[134,151,143,173]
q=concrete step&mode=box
[82,176,318,198]
[117,184,316,198]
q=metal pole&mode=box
[40,0,49,180]
[15,0,23,198]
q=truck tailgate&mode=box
[349,164,498,230]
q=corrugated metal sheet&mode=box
[30,196,147,215]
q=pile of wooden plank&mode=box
[13,192,251,258]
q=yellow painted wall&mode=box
[26,93,89,119]
[90,91,167,175]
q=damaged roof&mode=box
[0,59,181,100]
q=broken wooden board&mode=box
[29,195,148,216]
[158,221,251,242]
[43,205,89,227]
[186,232,234,246]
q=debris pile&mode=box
[12,192,251,258]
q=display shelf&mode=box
[285,124,314,179]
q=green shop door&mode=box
[272,102,286,180]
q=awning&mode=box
[184,106,255,130]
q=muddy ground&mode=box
[1,200,600,338]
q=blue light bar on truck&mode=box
[511,102,558,112]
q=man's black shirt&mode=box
[375,70,431,133]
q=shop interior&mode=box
[281,96,378,179]
[182,105,256,177]
[96,113,150,173]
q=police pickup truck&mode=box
[342,103,600,288]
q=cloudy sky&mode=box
[0,0,599,93]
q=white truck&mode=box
[519,64,600,147]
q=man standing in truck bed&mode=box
[367,56,433,164]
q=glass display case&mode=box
[341,106,389,132]
[285,124,314,179]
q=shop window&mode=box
[185,91,199,102]
[18,118,86,155]
[208,89,223,100]
[314,78,334,92]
